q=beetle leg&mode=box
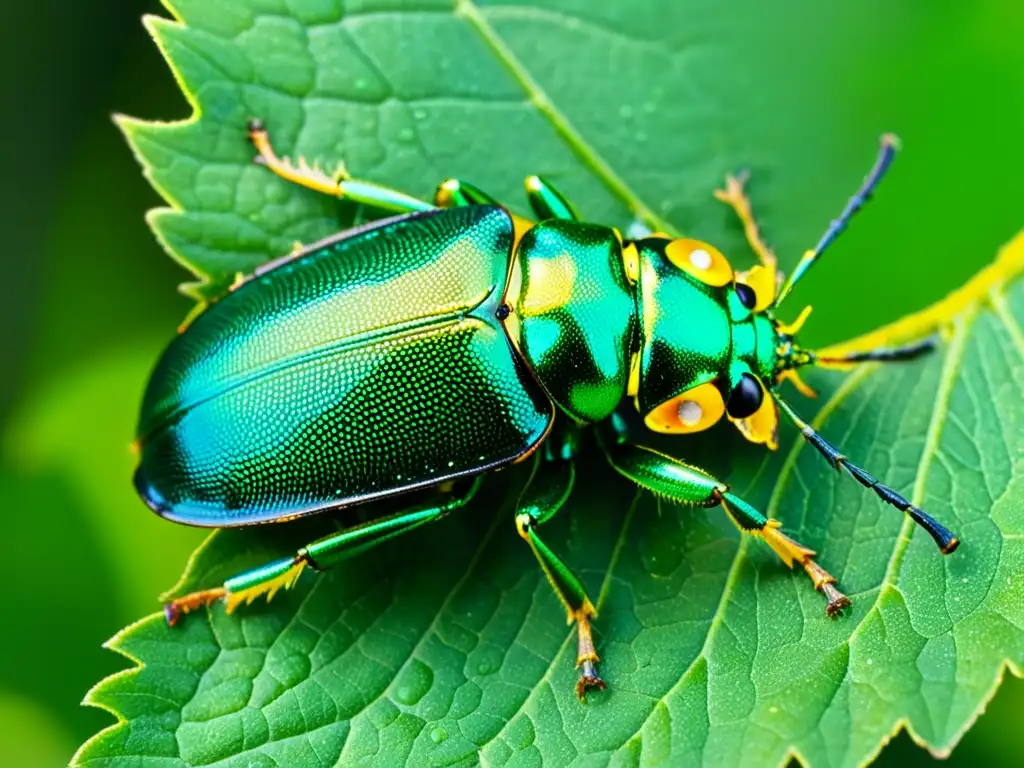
[713,170,778,271]
[714,170,781,308]
[523,176,580,221]
[598,431,851,617]
[163,478,483,625]
[247,118,435,214]
[515,451,605,700]
[433,178,501,208]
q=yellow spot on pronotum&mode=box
[224,560,307,614]
[664,239,733,287]
[519,254,578,315]
[645,380,726,434]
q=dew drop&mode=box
[639,530,682,578]
[355,77,370,91]
[412,108,428,121]
[471,646,502,676]
[430,727,449,744]
[618,104,634,119]
[393,659,433,706]
[398,128,415,143]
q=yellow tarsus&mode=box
[224,561,307,614]
[249,123,340,197]
[778,369,818,398]
[778,305,813,336]
[758,519,816,568]
[713,171,778,270]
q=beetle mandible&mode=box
[134,121,958,699]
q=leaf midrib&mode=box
[455,0,675,236]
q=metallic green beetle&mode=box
[135,121,958,699]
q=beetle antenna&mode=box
[813,335,937,368]
[772,393,959,554]
[775,134,899,308]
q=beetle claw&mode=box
[576,660,607,701]
[163,587,227,627]
[823,583,852,617]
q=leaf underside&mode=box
[78,1,1024,766]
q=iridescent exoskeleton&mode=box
[134,123,957,698]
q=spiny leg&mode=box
[775,134,899,306]
[247,118,435,215]
[165,477,483,625]
[598,426,850,615]
[773,395,959,553]
[713,171,777,270]
[515,426,604,699]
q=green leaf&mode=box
[79,1,1024,765]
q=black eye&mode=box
[727,373,763,418]
[735,282,756,310]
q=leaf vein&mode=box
[454,0,675,234]
[989,288,1024,360]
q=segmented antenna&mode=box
[775,134,899,307]
[773,393,959,554]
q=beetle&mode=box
[134,120,958,699]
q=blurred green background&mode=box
[1,1,1021,765]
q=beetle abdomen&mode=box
[136,206,553,526]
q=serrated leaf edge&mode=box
[115,6,226,306]
[72,614,170,766]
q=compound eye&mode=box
[727,373,763,419]
[664,239,733,287]
[735,281,757,310]
[736,264,776,312]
